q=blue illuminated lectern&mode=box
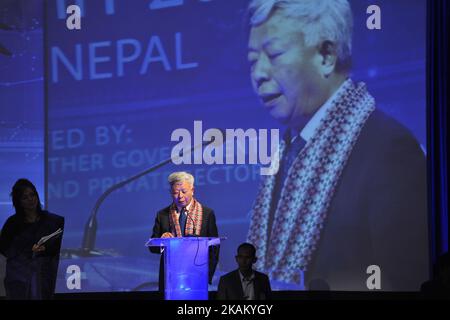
[145,237,223,300]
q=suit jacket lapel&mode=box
[200,211,207,236]
[253,272,261,299]
[232,270,245,299]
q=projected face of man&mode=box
[248,10,332,132]
[171,180,194,209]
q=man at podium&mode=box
[149,171,220,293]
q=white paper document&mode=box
[37,228,63,246]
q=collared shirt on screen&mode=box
[296,78,350,143]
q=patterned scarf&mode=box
[169,198,204,237]
[247,79,375,283]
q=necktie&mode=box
[266,135,306,239]
[280,136,306,186]
[178,207,187,237]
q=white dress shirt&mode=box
[239,270,255,300]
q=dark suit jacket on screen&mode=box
[304,110,430,291]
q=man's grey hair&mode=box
[248,0,353,71]
[168,171,194,186]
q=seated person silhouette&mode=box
[217,243,271,300]
[420,252,450,299]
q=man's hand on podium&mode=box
[161,232,174,238]
[32,244,46,253]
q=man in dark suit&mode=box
[217,243,271,300]
[149,171,219,294]
[246,0,429,291]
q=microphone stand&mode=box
[79,133,223,256]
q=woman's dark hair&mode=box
[10,178,43,217]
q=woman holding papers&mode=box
[0,179,64,299]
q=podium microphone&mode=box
[79,131,225,256]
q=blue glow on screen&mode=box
[38,0,428,293]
